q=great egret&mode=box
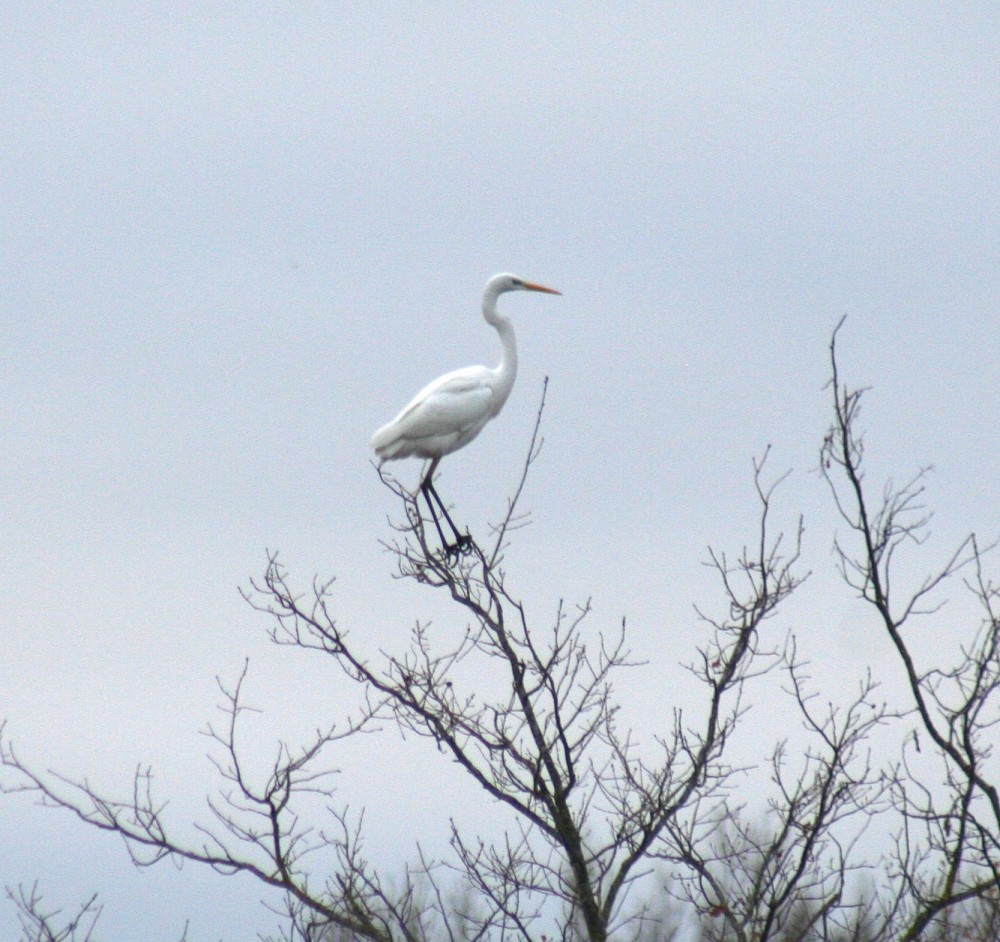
[372,272,561,555]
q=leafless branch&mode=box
[821,319,1000,940]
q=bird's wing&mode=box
[389,367,496,442]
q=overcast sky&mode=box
[2,5,998,939]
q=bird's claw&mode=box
[444,534,474,561]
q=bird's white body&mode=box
[371,273,559,469]
[370,363,511,463]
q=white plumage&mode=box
[370,368,498,463]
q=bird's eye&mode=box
[511,278,523,287]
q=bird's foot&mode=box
[444,533,474,561]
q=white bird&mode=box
[372,272,561,555]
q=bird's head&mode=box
[487,273,562,297]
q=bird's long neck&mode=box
[483,290,517,408]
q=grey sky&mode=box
[2,5,998,939]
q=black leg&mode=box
[425,480,471,556]
[420,477,452,551]
[419,467,471,558]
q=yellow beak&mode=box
[522,280,562,296]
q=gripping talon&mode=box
[443,533,473,561]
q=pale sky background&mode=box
[1,5,998,940]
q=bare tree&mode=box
[819,320,1000,941]
[3,332,1000,942]
[667,322,1000,942]
[662,652,888,942]
[5,883,103,942]
[4,882,192,942]
[0,380,804,942]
